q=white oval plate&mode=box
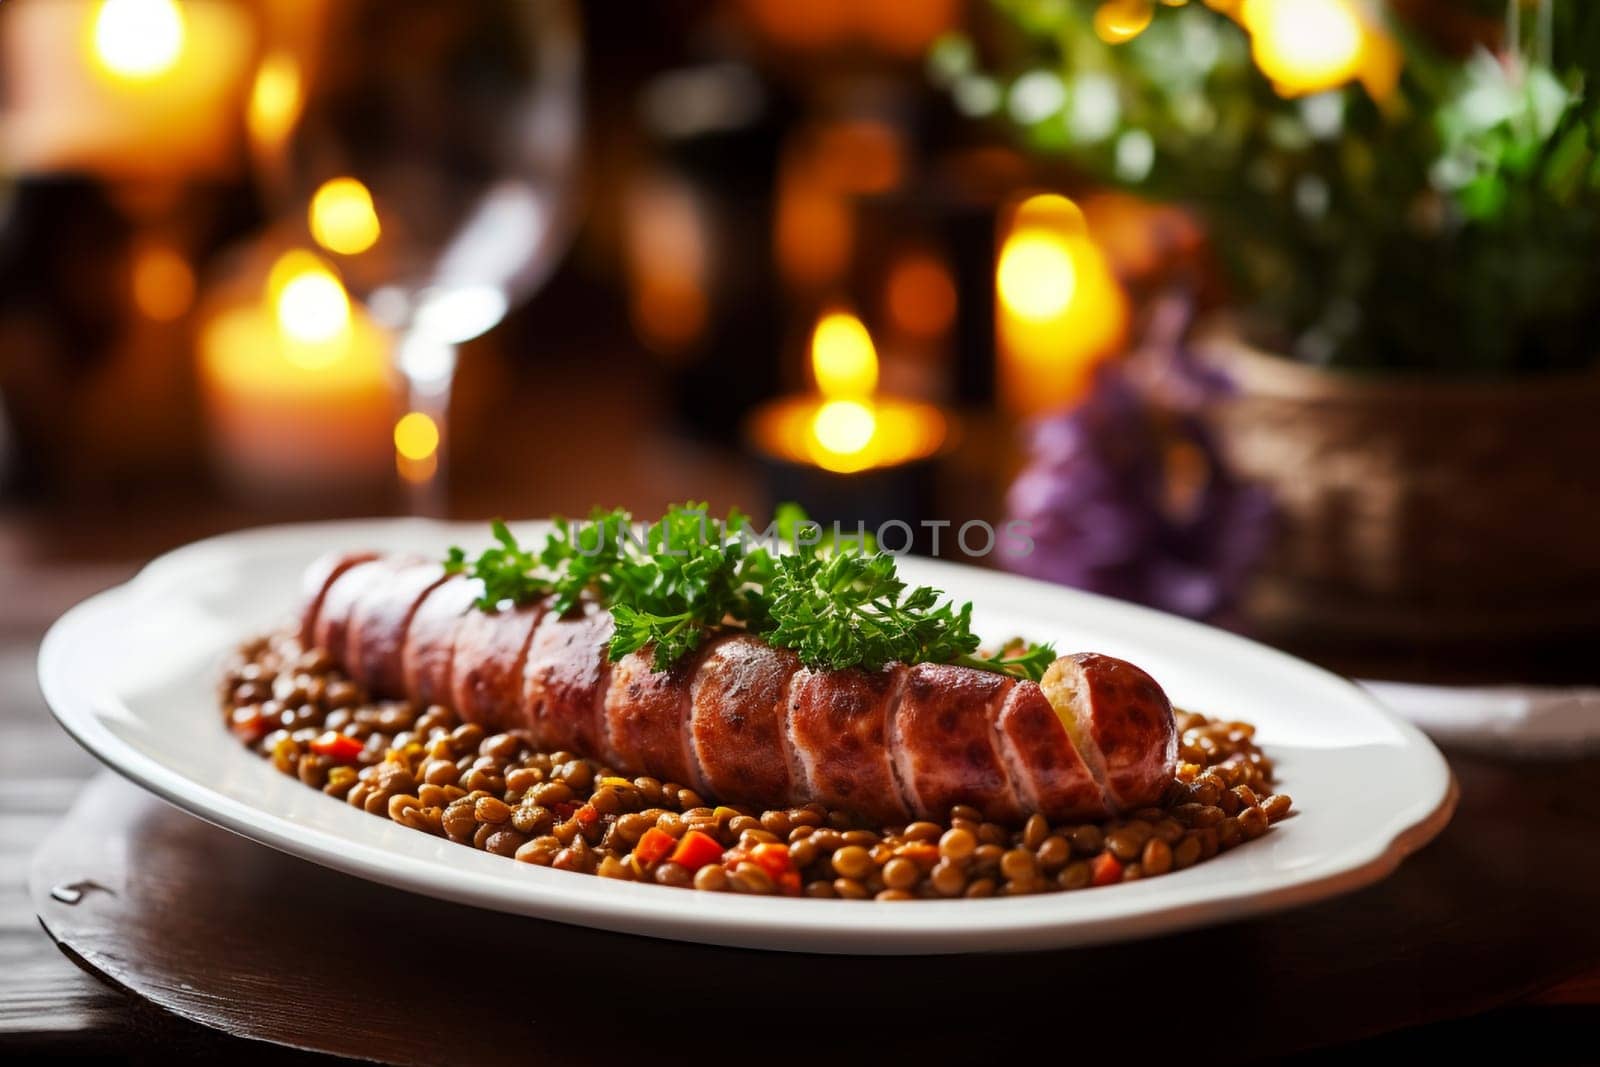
[39,519,1455,955]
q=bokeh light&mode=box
[998,230,1079,321]
[309,177,382,256]
[775,170,853,288]
[809,399,877,461]
[269,251,351,355]
[1242,0,1365,96]
[996,193,1129,415]
[394,412,441,462]
[131,244,195,322]
[248,53,303,151]
[92,0,185,80]
[886,253,957,339]
[1094,0,1155,44]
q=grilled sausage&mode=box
[452,598,547,730]
[1042,654,1178,813]
[345,558,449,696]
[690,635,803,809]
[310,558,392,670]
[402,575,481,710]
[994,681,1106,820]
[298,550,377,649]
[891,663,1024,823]
[605,644,706,790]
[526,598,614,758]
[299,551,1177,822]
[787,664,911,823]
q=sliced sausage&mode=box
[402,576,480,710]
[299,552,1179,824]
[891,663,1023,823]
[523,600,614,758]
[298,550,377,648]
[787,665,910,824]
[605,647,706,791]
[451,598,549,732]
[1042,653,1177,812]
[311,559,390,670]
[689,635,802,808]
[345,558,448,697]
[994,680,1111,822]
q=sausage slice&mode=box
[1042,653,1177,812]
[892,663,1023,823]
[311,559,390,671]
[451,598,549,732]
[689,635,802,808]
[995,681,1111,821]
[524,600,614,758]
[606,646,707,791]
[345,558,449,697]
[403,576,480,710]
[298,550,377,648]
[787,665,910,824]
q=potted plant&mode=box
[938,0,1600,640]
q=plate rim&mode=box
[38,518,1458,955]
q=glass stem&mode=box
[397,331,458,518]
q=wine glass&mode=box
[253,0,582,514]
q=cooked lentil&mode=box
[223,630,1294,899]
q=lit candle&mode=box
[994,193,1128,417]
[198,248,395,498]
[746,309,951,528]
[750,309,948,473]
[0,0,254,178]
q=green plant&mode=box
[936,0,1600,374]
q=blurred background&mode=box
[1,0,1597,680]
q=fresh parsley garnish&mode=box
[444,504,1055,681]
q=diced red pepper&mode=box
[309,730,365,764]
[632,827,676,866]
[229,706,271,743]
[1090,852,1123,887]
[574,803,599,828]
[750,842,793,881]
[750,844,803,896]
[668,830,726,872]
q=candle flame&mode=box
[810,310,878,398]
[269,251,351,363]
[310,177,382,256]
[92,0,185,80]
[806,311,885,472]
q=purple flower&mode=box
[1003,364,1273,621]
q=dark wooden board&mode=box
[28,763,1600,1063]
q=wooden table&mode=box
[2,550,1598,1061]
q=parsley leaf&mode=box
[443,504,1055,681]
